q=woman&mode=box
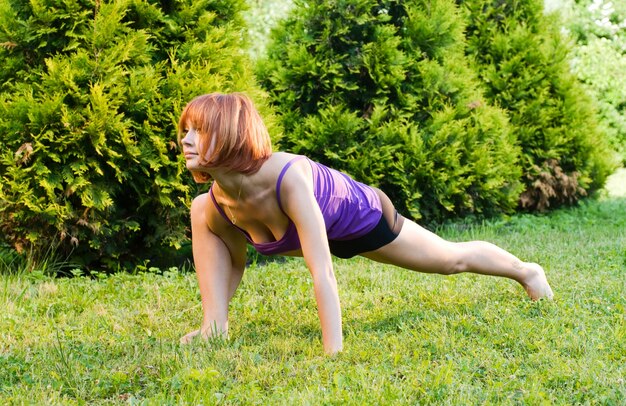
[178,92,553,355]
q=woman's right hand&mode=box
[180,325,229,345]
[179,329,202,344]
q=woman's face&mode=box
[181,124,216,172]
[181,126,201,171]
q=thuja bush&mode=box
[459,0,616,211]
[0,0,273,269]
[258,0,522,222]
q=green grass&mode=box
[1,171,625,404]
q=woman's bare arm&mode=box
[180,193,246,344]
[280,163,343,355]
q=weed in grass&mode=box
[51,328,83,399]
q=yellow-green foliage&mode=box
[565,0,626,165]
[0,0,274,269]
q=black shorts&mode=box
[328,188,405,259]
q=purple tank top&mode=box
[209,156,382,255]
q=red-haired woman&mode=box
[178,93,553,355]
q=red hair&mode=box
[178,93,272,183]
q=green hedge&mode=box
[0,0,274,269]
[459,0,616,210]
[258,0,522,222]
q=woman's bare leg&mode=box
[362,220,553,300]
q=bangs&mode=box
[178,96,215,144]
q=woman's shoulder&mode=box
[255,152,314,192]
[268,151,304,165]
[259,152,306,175]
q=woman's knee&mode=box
[440,243,470,275]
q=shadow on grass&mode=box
[343,310,423,335]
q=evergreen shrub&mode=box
[0,0,273,269]
[258,0,522,222]
[459,0,616,211]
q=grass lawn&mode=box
[1,170,625,404]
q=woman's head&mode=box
[178,93,272,183]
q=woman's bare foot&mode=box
[521,263,554,301]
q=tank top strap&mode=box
[208,184,233,224]
[276,155,307,212]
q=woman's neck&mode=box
[210,170,245,198]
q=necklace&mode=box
[225,175,244,225]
